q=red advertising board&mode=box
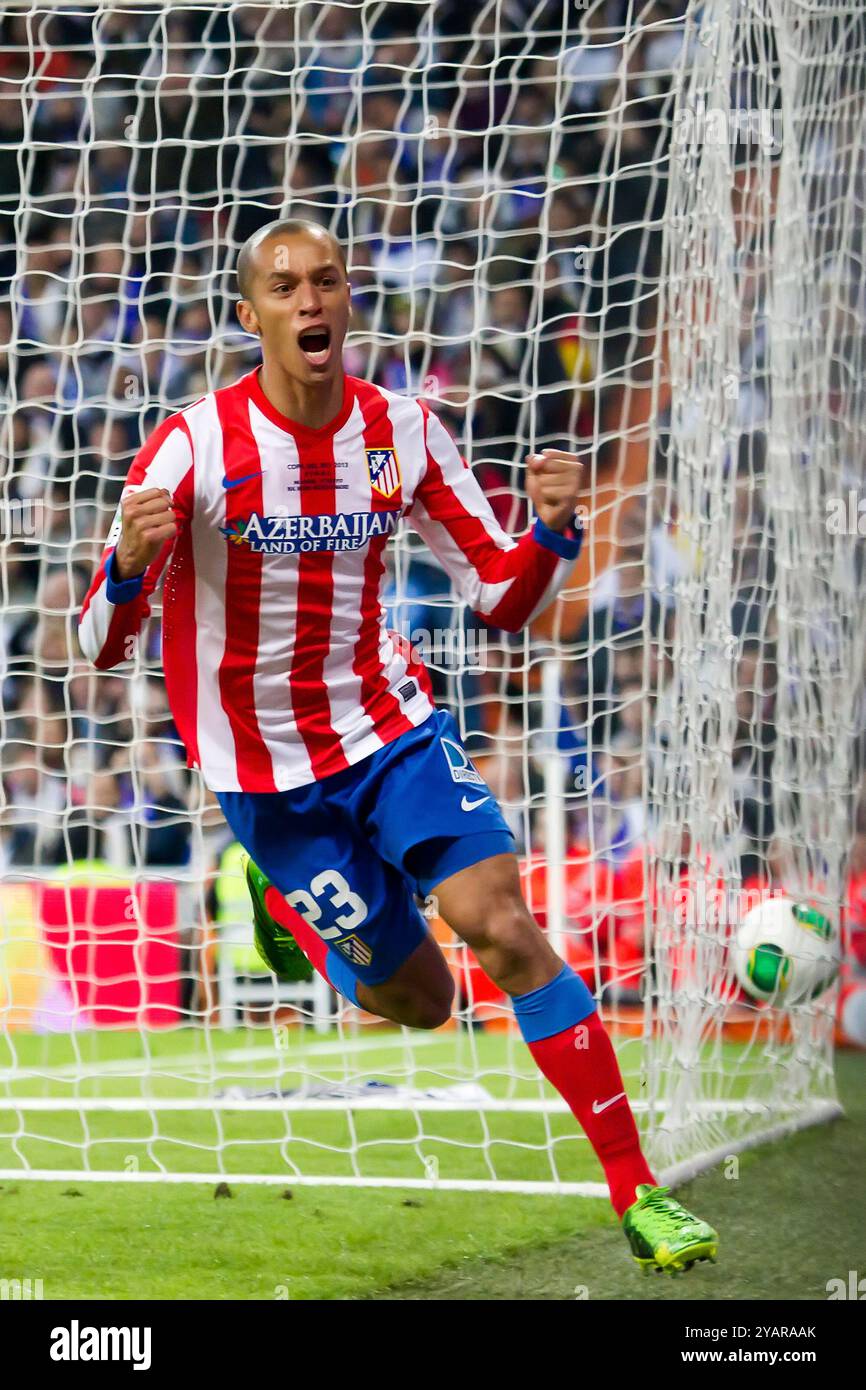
[37,881,182,1028]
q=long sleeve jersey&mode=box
[79,367,582,792]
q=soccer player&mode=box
[79,218,718,1272]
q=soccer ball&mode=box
[733,896,840,1005]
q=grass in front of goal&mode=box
[0,1029,859,1299]
[0,1179,612,1301]
[381,1047,866,1302]
[0,1024,646,1185]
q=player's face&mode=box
[240,233,350,383]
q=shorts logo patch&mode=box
[335,933,373,967]
[398,680,417,702]
[366,447,401,499]
[440,736,484,786]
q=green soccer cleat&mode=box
[622,1184,719,1275]
[241,853,314,983]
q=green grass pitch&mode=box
[0,1028,862,1300]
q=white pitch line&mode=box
[0,1096,804,1115]
[0,1095,559,1113]
[0,1168,611,1197]
[0,1105,843,1193]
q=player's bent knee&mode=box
[396,984,454,1030]
[372,973,455,1030]
[411,993,454,1030]
[421,968,455,1028]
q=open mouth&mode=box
[298,325,332,368]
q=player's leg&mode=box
[351,713,661,1226]
[429,850,718,1272]
[220,787,454,1030]
[358,933,454,1029]
[427,849,656,1216]
[243,855,453,1028]
[355,710,716,1268]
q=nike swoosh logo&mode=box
[222,471,264,490]
[592,1091,626,1114]
[461,795,490,812]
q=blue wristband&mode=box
[105,547,145,604]
[532,515,584,560]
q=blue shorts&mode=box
[216,710,514,987]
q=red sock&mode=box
[263,883,331,980]
[528,1010,656,1217]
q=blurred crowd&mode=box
[0,0,864,993]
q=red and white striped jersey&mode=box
[79,368,581,792]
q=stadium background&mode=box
[0,0,864,1025]
[0,0,863,1303]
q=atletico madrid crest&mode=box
[335,933,373,967]
[365,447,401,500]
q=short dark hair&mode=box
[236,218,346,301]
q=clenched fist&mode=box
[525,448,584,533]
[114,487,178,580]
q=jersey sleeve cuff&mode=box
[105,548,145,604]
[532,515,584,560]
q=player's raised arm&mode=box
[405,401,583,633]
[78,415,194,669]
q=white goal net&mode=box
[1,0,864,1192]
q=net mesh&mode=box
[0,0,863,1187]
[648,0,866,1169]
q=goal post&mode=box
[0,0,863,1191]
[643,0,865,1175]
